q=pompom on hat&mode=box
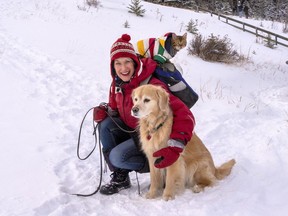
[110,34,140,71]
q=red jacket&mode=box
[108,58,195,144]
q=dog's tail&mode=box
[215,159,236,180]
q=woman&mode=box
[94,34,195,195]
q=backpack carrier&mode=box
[142,62,198,108]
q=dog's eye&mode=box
[144,98,150,103]
[134,98,138,102]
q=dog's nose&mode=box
[132,107,139,115]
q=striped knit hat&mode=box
[110,34,139,69]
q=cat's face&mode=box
[172,32,187,51]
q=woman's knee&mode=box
[109,139,134,168]
[108,139,147,171]
[109,147,124,168]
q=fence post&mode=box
[275,35,278,45]
[243,23,245,32]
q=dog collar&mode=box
[146,115,168,140]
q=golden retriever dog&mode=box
[131,84,236,201]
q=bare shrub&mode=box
[187,34,203,56]
[86,0,100,8]
[77,0,101,11]
[188,34,242,63]
[201,34,234,62]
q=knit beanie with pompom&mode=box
[110,34,139,71]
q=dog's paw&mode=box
[145,191,158,199]
[192,184,204,193]
[162,193,175,201]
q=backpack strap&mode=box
[160,62,176,72]
[140,75,152,86]
[140,62,174,86]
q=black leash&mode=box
[76,107,98,160]
[73,106,142,197]
[73,107,103,197]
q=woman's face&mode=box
[114,57,135,82]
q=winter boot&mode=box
[100,169,131,195]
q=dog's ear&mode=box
[156,87,169,111]
[131,89,135,100]
[131,89,137,103]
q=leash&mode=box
[106,113,137,134]
[73,106,138,197]
[73,107,103,197]
[76,107,98,160]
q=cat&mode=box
[134,32,187,63]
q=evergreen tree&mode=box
[249,0,265,19]
[127,0,146,17]
[186,19,199,34]
[123,20,130,28]
[277,1,288,22]
[147,0,288,22]
[264,33,276,49]
[215,0,232,14]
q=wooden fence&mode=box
[153,2,288,48]
[202,9,288,48]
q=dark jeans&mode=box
[98,117,148,172]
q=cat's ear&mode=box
[183,32,187,39]
[172,33,177,39]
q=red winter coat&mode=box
[108,58,195,144]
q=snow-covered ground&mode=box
[0,0,288,215]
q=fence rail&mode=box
[202,9,288,48]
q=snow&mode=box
[0,0,288,215]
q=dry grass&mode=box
[188,34,245,64]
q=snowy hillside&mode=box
[0,0,288,215]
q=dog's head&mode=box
[131,84,170,118]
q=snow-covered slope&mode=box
[0,0,287,215]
